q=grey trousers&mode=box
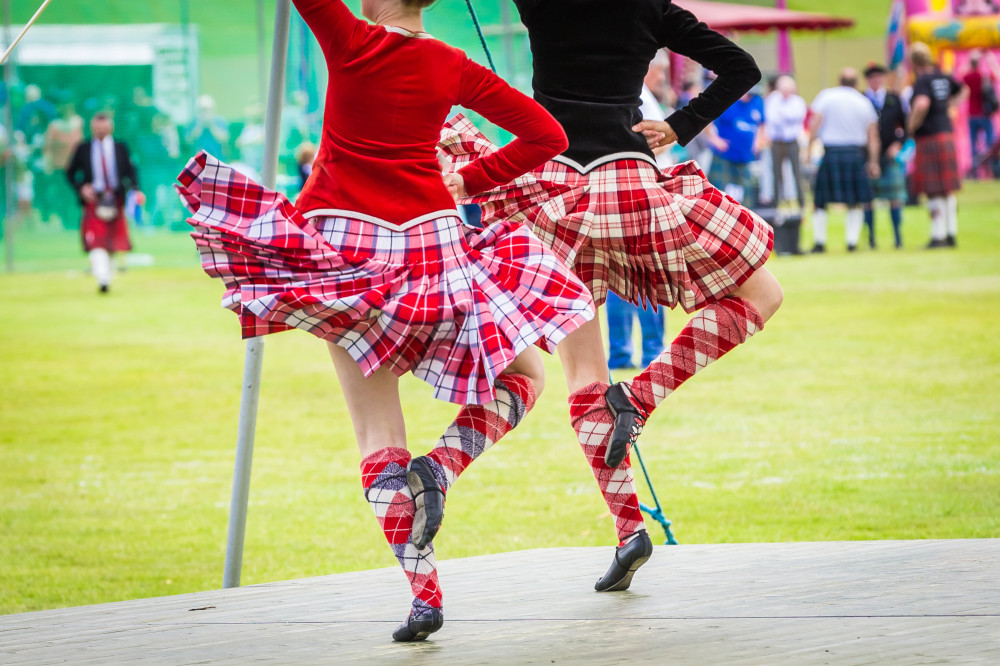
[771,139,805,207]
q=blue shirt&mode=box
[712,95,764,164]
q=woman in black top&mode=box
[440,0,784,591]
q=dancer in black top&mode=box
[438,0,783,591]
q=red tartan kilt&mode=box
[81,202,132,253]
[175,151,595,405]
[911,133,961,197]
[439,114,773,312]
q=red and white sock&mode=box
[360,447,442,617]
[569,382,646,542]
[421,373,537,491]
[626,296,764,416]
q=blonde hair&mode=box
[910,42,934,69]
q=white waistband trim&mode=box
[301,208,458,231]
[553,152,659,174]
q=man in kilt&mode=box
[66,112,142,293]
[808,68,880,253]
[907,42,966,248]
[863,63,908,249]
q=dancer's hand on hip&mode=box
[633,120,678,149]
[443,173,466,201]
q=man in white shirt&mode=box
[808,68,881,253]
[764,75,807,208]
[66,113,143,293]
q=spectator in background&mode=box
[908,42,966,248]
[17,84,56,145]
[863,63,908,249]
[763,75,807,208]
[808,67,880,253]
[706,88,766,206]
[294,141,317,190]
[640,50,676,170]
[66,113,143,294]
[606,53,670,371]
[962,49,999,178]
[236,105,266,173]
[41,98,84,227]
[187,95,230,159]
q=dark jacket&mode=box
[66,138,139,203]
[514,0,761,166]
[867,91,908,157]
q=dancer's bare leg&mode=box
[729,266,783,323]
[327,342,406,457]
[557,316,612,392]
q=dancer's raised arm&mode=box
[455,58,568,196]
[657,3,761,146]
[291,0,365,59]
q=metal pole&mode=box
[255,0,267,107]
[222,0,291,590]
[2,0,16,272]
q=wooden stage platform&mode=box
[2,540,997,664]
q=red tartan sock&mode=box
[626,296,764,416]
[568,382,646,542]
[421,373,537,491]
[360,447,442,616]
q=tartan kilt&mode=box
[813,146,873,208]
[872,154,907,202]
[912,133,961,197]
[81,202,132,253]
[175,152,594,405]
[439,114,773,312]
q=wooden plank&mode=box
[1,540,997,664]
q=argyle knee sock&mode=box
[419,373,537,492]
[568,382,646,542]
[625,296,765,417]
[361,447,442,617]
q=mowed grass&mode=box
[2,183,999,615]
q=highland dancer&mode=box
[176,0,593,642]
[440,0,783,590]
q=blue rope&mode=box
[464,0,497,73]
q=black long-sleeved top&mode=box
[868,91,907,157]
[513,0,761,169]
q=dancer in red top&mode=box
[440,0,784,591]
[176,0,594,642]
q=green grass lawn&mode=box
[2,183,999,616]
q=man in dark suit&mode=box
[863,63,908,249]
[66,112,143,293]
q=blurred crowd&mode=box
[2,45,997,254]
[0,82,322,235]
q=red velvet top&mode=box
[292,0,568,227]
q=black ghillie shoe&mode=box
[604,383,646,468]
[392,607,444,642]
[595,530,653,592]
[407,456,445,549]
